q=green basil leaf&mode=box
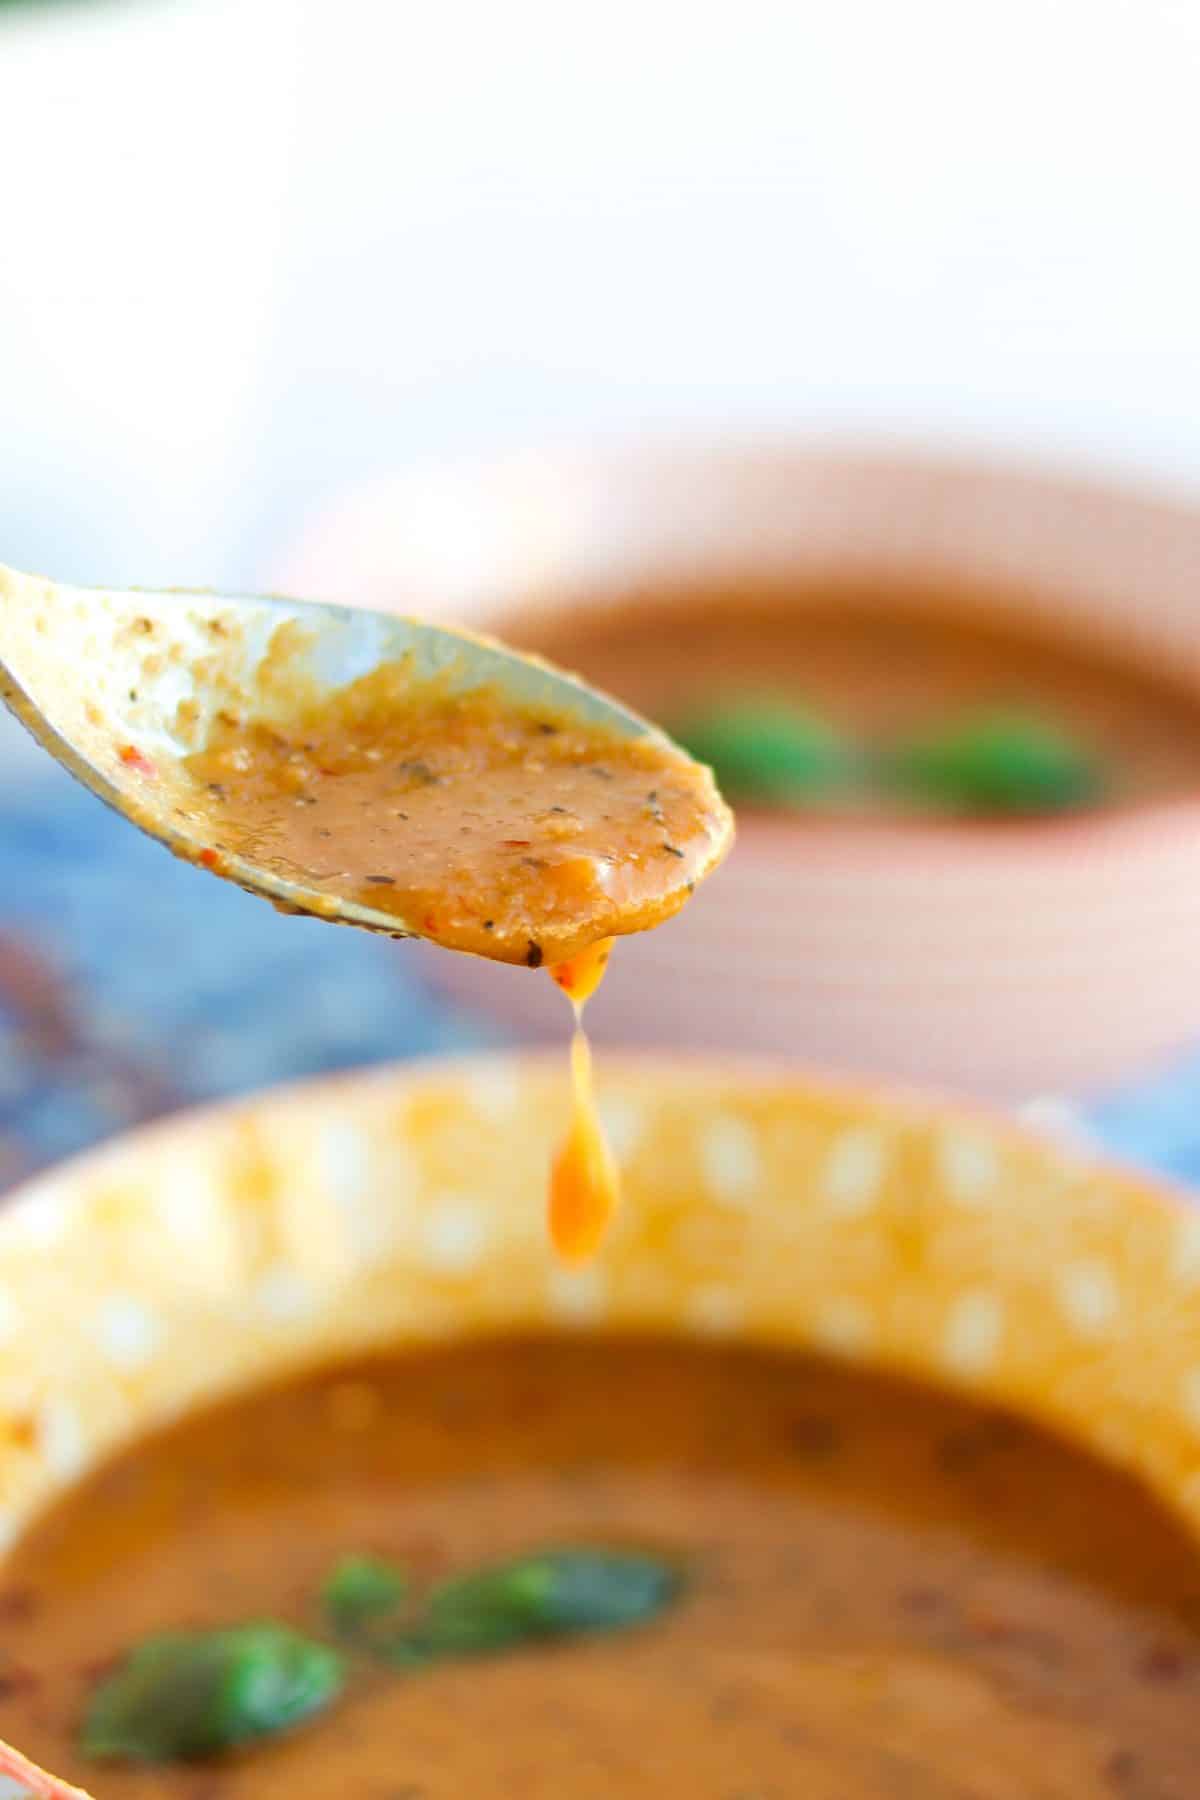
[321,1553,409,1641]
[888,710,1106,815]
[670,700,853,806]
[409,1548,682,1657]
[81,1623,344,1763]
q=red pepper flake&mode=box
[118,744,156,778]
[503,839,532,848]
[198,848,222,871]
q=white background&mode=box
[2,0,1199,597]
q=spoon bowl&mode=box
[0,564,727,957]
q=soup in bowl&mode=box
[0,1055,1199,1796]
[278,444,1200,1093]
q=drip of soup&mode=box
[4,1339,1200,1797]
[178,657,730,1262]
[547,937,619,1260]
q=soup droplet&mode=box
[548,939,619,1261]
[550,937,613,1009]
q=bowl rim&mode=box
[3,1049,1200,1564]
[3,1045,1190,1227]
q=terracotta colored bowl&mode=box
[275,443,1200,1098]
[2,1055,1200,1561]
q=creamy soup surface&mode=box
[3,1339,1199,1798]
[179,664,728,967]
[520,579,1200,816]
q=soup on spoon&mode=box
[0,566,733,1261]
[182,664,730,1259]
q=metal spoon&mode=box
[0,562,727,952]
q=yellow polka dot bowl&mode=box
[1,1054,1199,1549]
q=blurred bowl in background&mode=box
[276,441,1200,1098]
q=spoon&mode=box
[0,563,730,959]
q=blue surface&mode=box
[0,763,1198,1191]
[0,766,495,1188]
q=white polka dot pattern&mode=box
[1058,1260,1120,1334]
[821,1128,886,1217]
[546,1265,608,1323]
[597,1095,645,1163]
[686,1284,744,1336]
[1182,1368,1200,1432]
[253,1267,316,1324]
[464,1061,520,1124]
[811,1297,875,1357]
[0,1056,1195,1557]
[95,1297,163,1370]
[38,1401,85,1482]
[700,1115,760,1204]
[1173,1213,1200,1286]
[937,1132,998,1207]
[420,1199,488,1273]
[942,1291,1004,1376]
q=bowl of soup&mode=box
[279,443,1200,1096]
[3,1053,1200,1796]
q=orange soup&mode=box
[176,657,731,1260]
[3,1339,1199,1797]
[181,667,728,968]
[517,577,1200,819]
